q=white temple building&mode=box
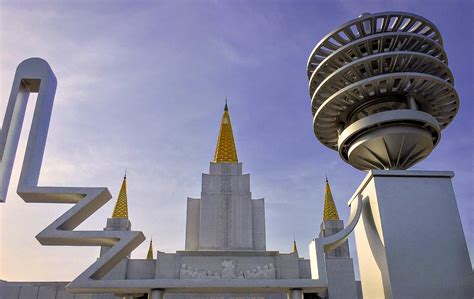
[0,103,360,299]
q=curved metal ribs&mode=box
[0,58,145,289]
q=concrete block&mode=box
[352,170,472,298]
[155,252,177,278]
[325,258,357,299]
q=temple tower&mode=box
[318,178,357,299]
[318,178,350,258]
[185,103,266,251]
[94,174,131,295]
[100,174,131,256]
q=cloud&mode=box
[1,0,472,281]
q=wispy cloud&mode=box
[1,0,472,281]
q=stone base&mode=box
[350,170,472,298]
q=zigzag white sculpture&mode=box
[0,58,362,295]
[0,58,145,291]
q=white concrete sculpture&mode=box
[1,58,364,297]
[0,58,145,291]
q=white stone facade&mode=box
[185,162,265,251]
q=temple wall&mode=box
[185,198,201,250]
[251,199,266,251]
[186,162,266,251]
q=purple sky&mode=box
[1,0,472,281]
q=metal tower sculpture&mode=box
[306,11,458,170]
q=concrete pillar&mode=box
[352,170,472,298]
[288,289,303,299]
[150,289,165,299]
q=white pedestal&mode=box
[351,170,472,298]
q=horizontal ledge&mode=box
[347,169,455,205]
[67,279,326,294]
[174,250,281,256]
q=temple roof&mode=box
[146,239,154,260]
[323,177,340,221]
[112,174,128,218]
[213,101,238,163]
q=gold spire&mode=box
[323,177,340,221]
[146,238,154,260]
[213,100,238,163]
[293,239,298,254]
[112,173,128,218]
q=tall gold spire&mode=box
[293,239,298,254]
[112,173,128,218]
[323,177,340,221]
[146,239,154,260]
[213,100,238,163]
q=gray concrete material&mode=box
[0,284,21,298]
[319,221,350,258]
[209,163,243,175]
[352,170,472,298]
[252,199,266,251]
[126,260,156,279]
[186,162,266,251]
[104,218,132,231]
[297,260,311,279]
[155,252,178,279]
[318,215,357,298]
[309,195,362,283]
[325,259,357,299]
[0,58,145,294]
[56,286,76,299]
[38,284,57,299]
[0,58,57,202]
[18,286,41,299]
[67,279,328,294]
[275,254,299,279]
[185,198,200,250]
[179,251,280,279]
[101,260,128,280]
[164,292,286,299]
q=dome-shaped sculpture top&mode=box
[306,12,458,170]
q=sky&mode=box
[0,0,472,281]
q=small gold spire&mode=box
[146,238,154,260]
[112,173,128,218]
[293,239,298,254]
[213,101,238,163]
[323,177,340,221]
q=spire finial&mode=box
[224,97,228,111]
[213,101,238,163]
[112,173,129,218]
[146,238,154,260]
[293,238,298,254]
[323,176,339,221]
